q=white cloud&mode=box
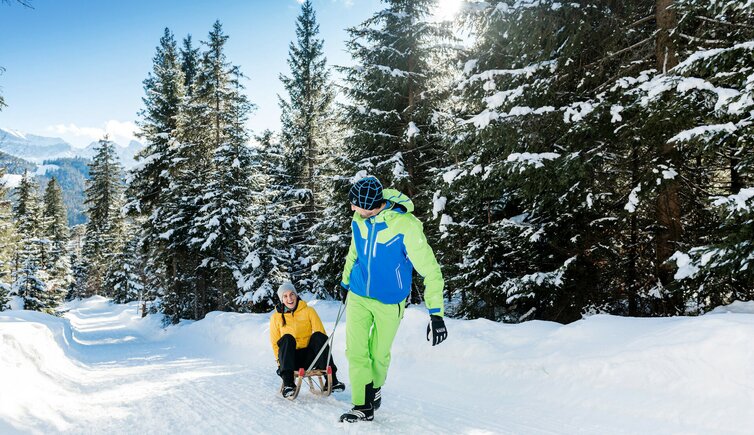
[47,120,138,148]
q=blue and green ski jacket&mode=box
[340,189,445,316]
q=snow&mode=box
[563,101,594,123]
[625,183,641,213]
[405,122,419,139]
[670,251,700,280]
[674,41,754,74]
[0,127,28,140]
[462,59,477,75]
[442,168,463,184]
[0,174,23,189]
[484,86,525,109]
[432,191,447,219]
[506,152,560,171]
[465,106,556,129]
[610,105,623,123]
[668,123,737,143]
[713,187,754,211]
[459,60,557,90]
[1,297,754,433]
[34,164,59,176]
[662,167,678,180]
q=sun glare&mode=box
[432,0,463,22]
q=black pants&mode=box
[277,332,338,376]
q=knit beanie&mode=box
[349,176,383,210]
[277,281,297,301]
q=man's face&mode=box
[351,203,380,219]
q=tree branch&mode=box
[696,15,754,30]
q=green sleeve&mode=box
[341,232,357,288]
[403,217,445,316]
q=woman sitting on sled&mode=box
[270,281,346,398]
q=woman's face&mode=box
[282,290,297,309]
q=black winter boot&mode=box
[279,369,296,398]
[326,372,346,393]
[339,404,373,422]
[373,386,381,410]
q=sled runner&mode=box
[281,366,334,400]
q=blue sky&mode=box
[0,0,390,148]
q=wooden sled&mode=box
[281,366,333,401]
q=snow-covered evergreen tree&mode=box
[191,64,257,313]
[180,34,200,95]
[663,0,754,310]
[82,137,125,297]
[434,0,659,321]
[11,171,56,312]
[340,0,451,214]
[236,130,290,312]
[127,27,185,310]
[42,177,70,296]
[278,0,335,295]
[0,168,16,309]
[105,228,145,304]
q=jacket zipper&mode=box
[365,217,378,297]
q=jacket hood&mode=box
[382,188,414,214]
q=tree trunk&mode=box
[628,141,639,316]
[655,0,682,295]
[655,0,678,73]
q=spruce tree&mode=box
[180,34,200,95]
[42,177,70,295]
[105,228,145,304]
[164,21,256,321]
[11,171,54,311]
[278,0,335,295]
[192,64,257,313]
[127,27,185,309]
[0,167,16,309]
[434,0,658,321]
[237,130,291,312]
[340,0,451,208]
[82,137,125,297]
[663,0,754,309]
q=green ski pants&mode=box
[345,291,404,406]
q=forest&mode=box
[1,0,752,324]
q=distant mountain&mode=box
[0,127,143,168]
[0,152,90,226]
[0,128,76,161]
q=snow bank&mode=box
[2,296,754,433]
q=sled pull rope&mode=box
[306,292,347,372]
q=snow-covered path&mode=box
[2,297,754,434]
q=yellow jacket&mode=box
[269,299,326,363]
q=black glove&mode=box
[426,315,447,346]
[339,286,349,303]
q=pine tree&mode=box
[180,34,200,95]
[0,167,16,310]
[237,130,291,312]
[42,177,70,297]
[278,0,335,295]
[434,1,660,321]
[191,64,257,313]
[340,0,451,208]
[82,137,125,297]
[11,171,54,311]
[105,228,145,304]
[162,21,254,321]
[663,0,754,309]
[127,27,185,310]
